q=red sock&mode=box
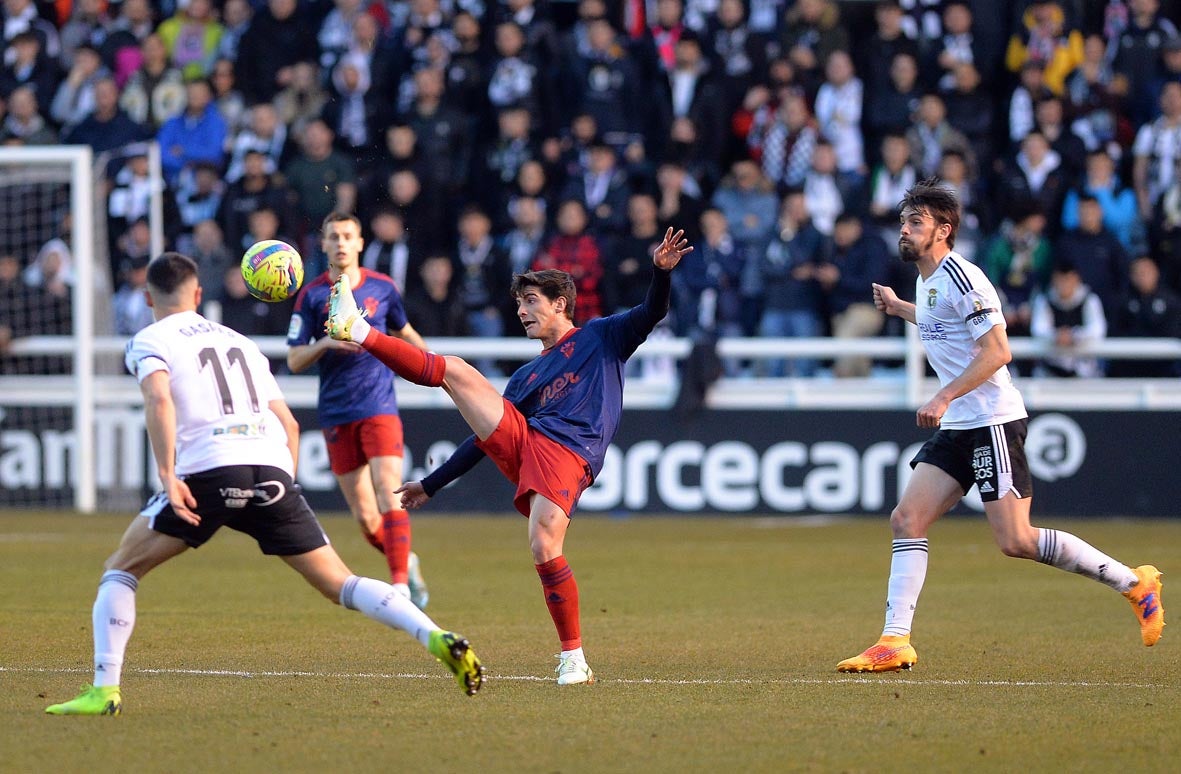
[361,523,384,553]
[361,328,446,386]
[536,556,581,650]
[382,509,411,585]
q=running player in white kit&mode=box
[45,253,482,716]
[836,180,1164,673]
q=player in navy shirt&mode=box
[287,212,430,609]
[323,227,693,685]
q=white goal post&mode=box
[0,146,96,511]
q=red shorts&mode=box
[475,398,593,517]
[323,415,404,475]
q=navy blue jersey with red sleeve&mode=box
[287,269,410,427]
[502,270,671,476]
[421,268,672,496]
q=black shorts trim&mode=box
[910,419,1033,502]
[140,466,329,555]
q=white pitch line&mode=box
[0,666,1169,690]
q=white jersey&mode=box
[124,310,294,477]
[913,252,1028,430]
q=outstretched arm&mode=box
[653,227,693,271]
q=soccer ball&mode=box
[241,240,304,302]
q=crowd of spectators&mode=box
[1,0,1180,377]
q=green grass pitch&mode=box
[2,511,1178,772]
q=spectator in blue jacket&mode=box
[157,78,227,184]
[1061,148,1141,250]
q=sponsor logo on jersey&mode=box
[927,289,938,308]
[213,421,264,437]
[539,372,581,406]
[917,321,948,341]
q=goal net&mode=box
[0,146,107,511]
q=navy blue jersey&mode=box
[423,269,671,495]
[287,269,410,428]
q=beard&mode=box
[898,234,933,263]
[899,238,918,262]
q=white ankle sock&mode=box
[882,539,928,637]
[560,646,586,662]
[93,570,138,687]
[1037,528,1138,592]
[350,316,371,342]
[340,575,437,646]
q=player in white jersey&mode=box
[836,180,1164,673]
[45,253,483,717]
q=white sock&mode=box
[93,570,137,687]
[560,646,586,662]
[339,575,437,646]
[882,539,928,637]
[1037,528,1138,592]
[350,316,371,343]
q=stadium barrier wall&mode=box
[2,403,1176,516]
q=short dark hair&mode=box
[322,211,362,233]
[147,252,199,294]
[899,178,961,248]
[510,269,577,321]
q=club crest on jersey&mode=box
[364,298,379,317]
[560,340,576,359]
[927,289,938,308]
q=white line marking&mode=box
[0,666,1168,689]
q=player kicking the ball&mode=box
[837,180,1164,673]
[46,253,482,716]
[324,227,693,685]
